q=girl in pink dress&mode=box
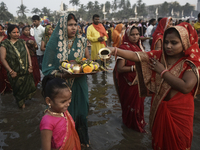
[40,75,81,150]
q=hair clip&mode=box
[62,82,72,92]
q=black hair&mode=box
[158,17,163,22]
[93,14,100,20]
[68,13,77,22]
[0,24,4,29]
[7,24,19,39]
[198,13,200,18]
[130,26,140,33]
[42,75,71,101]
[32,15,40,21]
[149,18,156,25]
[22,25,30,31]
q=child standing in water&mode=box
[40,75,81,150]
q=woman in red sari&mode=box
[109,22,199,150]
[113,25,146,132]
[0,24,12,94]
[19,26,40,86]
[151,17,173,50]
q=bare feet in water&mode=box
[22,104,25,109]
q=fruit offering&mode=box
[61,57,102,74]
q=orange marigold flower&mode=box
[82,58,87,61]
[83,66,93,73]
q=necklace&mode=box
[46,109,64,117]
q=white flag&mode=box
[182,10,184,17]
[135,6,137,14]
[155,8,158,14]
[171,9,174,16]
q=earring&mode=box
[48,104,51,108]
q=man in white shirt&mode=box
[32,15,45,70]
[144,18,156,37]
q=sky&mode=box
[2,0,198,17]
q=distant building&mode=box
[57,1,77,16]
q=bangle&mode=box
[9,70,14,75]
[114,47,118,60]
[130,65,134,72]
[160,69,168,78]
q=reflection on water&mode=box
[0,57,200,150]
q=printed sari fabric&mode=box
[113,25,146,132]
[60,111,81,150]
[19,34,40,86]
[0,35,12,94]
[42,14,89,145]
[135,22,200,150]
[151,17,172,50]
[0,39,36,107]
[112,23,124,47]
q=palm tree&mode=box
[94,1,100,10]
[63,3,68,11]
[17,4,29,19]
[126,0,131,9]
[0,2,14,21]
[112,0,118,13]
[86,1,94,11]
[105,1,111,13]
[41,7,51,17]
[31,8,41,15]
[118,0,126,10]
[69,0,80,10]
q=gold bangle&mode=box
[9,70,14,75]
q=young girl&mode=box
[40,75,81,150]
[108,22,200,149]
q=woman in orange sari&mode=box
[151,17,173,50]
[109,22,199,150]
[112,23,125,47]
[113,25,146,132]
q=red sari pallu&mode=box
[59,111,81,150]
[113,25,146,132]
[135,22,200,150]
[151,17,172,50]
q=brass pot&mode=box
[98,48,111,60]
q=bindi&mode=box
[15,27,18,33]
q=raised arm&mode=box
[108,47,140,62]
[151,58,197,94]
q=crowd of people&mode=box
[1,12,200,150]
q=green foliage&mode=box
[0,0,197,23]
[0,2,14,21]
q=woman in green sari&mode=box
[0,25,36,108]
[42,13,90,147]
[41,25,53,51]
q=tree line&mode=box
[0,0,198,23]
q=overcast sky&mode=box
[2,0,198,17]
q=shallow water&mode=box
[0,53,200,150]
